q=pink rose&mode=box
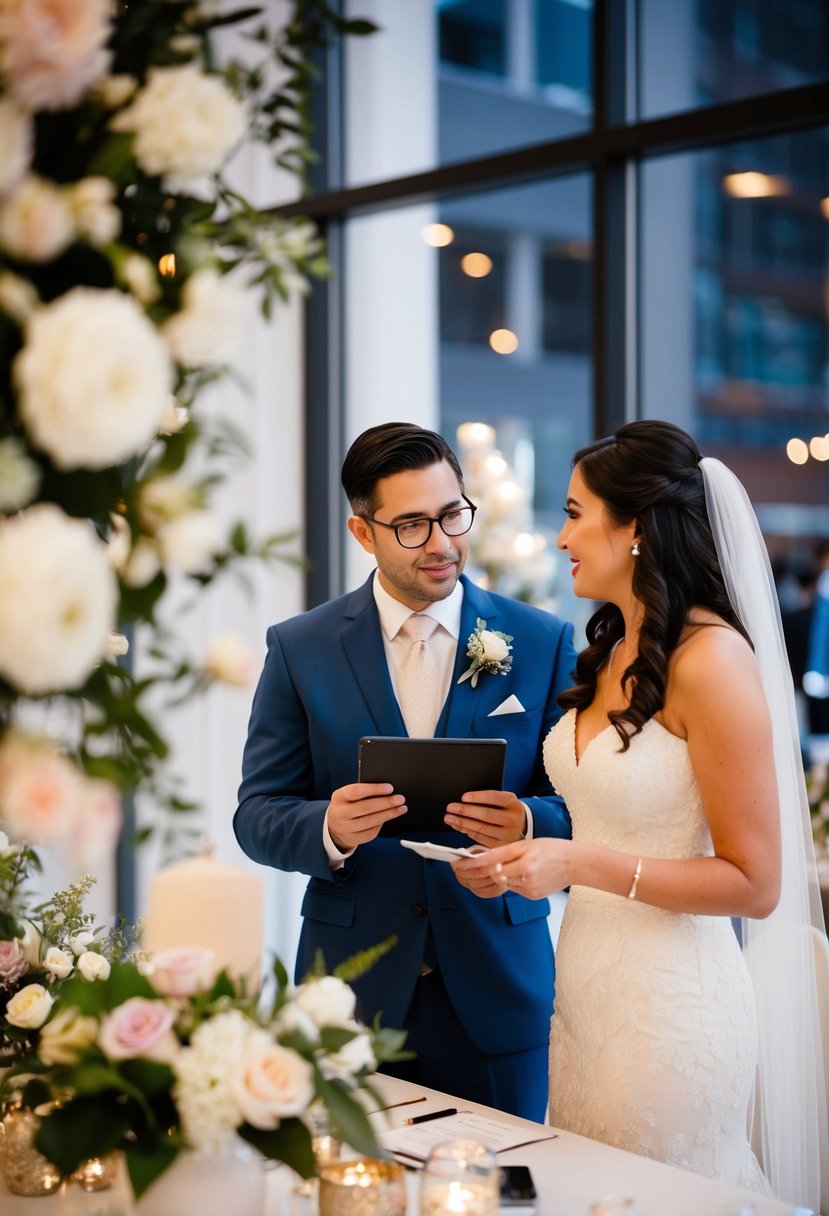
[0,938,28,986]
[0,0,111,112]
[149,947,217,998]
[98,998,178,1064]
[231,1036,315,1130]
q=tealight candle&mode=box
[318,1157,406,1216]
[419,1139,499,1216]
[420,1180,497,1215]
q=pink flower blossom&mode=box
[98,997,178,1064]
[149,946,217,998]
[0,938,28,986]
[0,0,112,112]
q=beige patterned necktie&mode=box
[397,614,441,738]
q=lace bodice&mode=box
[544,708,768,1192]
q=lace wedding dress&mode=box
[545,707,768,1189]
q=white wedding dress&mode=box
[544,707,769,1189]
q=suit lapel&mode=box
[341,577,406,735]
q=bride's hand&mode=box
[452,839,572,901]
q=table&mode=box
[0,1074,803,1216]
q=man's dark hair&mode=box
[341,422,464,516]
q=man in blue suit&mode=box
[234,422,576,1121]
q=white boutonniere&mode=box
[457,617,513,688]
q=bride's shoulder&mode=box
[669,611,758,697]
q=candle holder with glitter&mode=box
[318,1158,406,1216]
[292,1102,343,1197]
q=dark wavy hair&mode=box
[559,420,749,749]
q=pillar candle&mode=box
[143,849,264,984]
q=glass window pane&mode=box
[641,0,829,119]
[641,128,829,583]
[344,0,594,190]
[343,175,593,632]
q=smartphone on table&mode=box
[499,1164,537,1207]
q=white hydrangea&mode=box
[161,267,246,368]
[0,436,40,512]
[111,65,246,182]
[0,504,116,693]
[0,99,32,196]
[172,1009,252,1153]
[14,287,172,470]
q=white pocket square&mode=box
[488,695,525,717]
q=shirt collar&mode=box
[372,572,463,641]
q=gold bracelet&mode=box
[627,857,642,900]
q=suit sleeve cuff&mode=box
[522,803,534,840]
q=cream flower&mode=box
[0,0,112,111]
[232,1035,315,1129]
[0,99,32,196]
[122,537,162,588]
[6,982,53,1029]
[161,267,246,367]
[106,633,130,658]
[111,65,246,182]
[0,270,39,323]
[119,253,160,305]
[69,176,121,246]
[0,732,82,842]
[19,920,42,967]
[39,1006,98,1066]
[15,287,172,470]
[67,931,95,957]
[293,975,356,1028]
[0,435,40,512]
[43,945,74,979]
[318,1024,376,1082]
[204,632,257,687]
[479,630,510,663]
[0,174,75,262]
[77,951,111,982]
[156,510,220,574]
[0,505,116,694]
[149,946,217,998]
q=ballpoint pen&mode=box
[405,1107,458,1125]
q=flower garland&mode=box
[0,0,376,847]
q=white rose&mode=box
[122,537,162,588]
[106,632,130,658]
[119,253,160,305]
[149,946,217,998]
[293,976,356,1028]
[69,176,121,246]
[96,74,137,109]
[156,510,220,574]
[0,505,116,694]
[43,946,74,979]
[319,1026,376,1082]
[0,100,32,196]
[77,951,111,982]
[274,1002,320,1046]
[111,65,245,182]
[232,1035,315,1130]
[19,920,42,966]
[204,632,257,688]
[138,475,198,532]
[161,268,246,368]
[0,435,40,512]
[0,0,111,111]
[39,1006,98,1066]
[0,270,39,324]
[6,982,53,1029]
[0,175,75,262]
[479,630,510,663]
[68,930,95,957]
[15,287,172,471]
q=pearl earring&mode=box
[631,541,640,557]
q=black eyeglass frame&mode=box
[362,494,478,549]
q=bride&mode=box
[453,420,826,1211]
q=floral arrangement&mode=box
[457,618,513,688]
[0,838,406,1199]
[0,0,375,852]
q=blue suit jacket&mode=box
[234,574,576,1056]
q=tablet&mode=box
[357,736,507,837]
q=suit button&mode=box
[412,904,426,917]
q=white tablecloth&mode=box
[0,1073,803,1216]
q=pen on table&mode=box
[405,1107,458,1125]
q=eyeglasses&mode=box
[363,496,477,549]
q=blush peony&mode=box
[0,731,83,842]
[111,65,246,182]
[0,0,111,111]
[14,287,172,470]
[0,505,116,694]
